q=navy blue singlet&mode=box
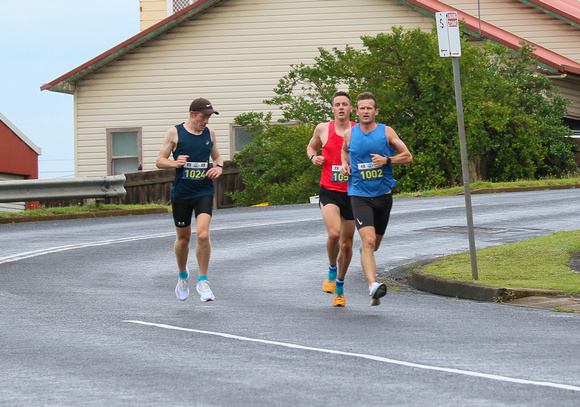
[171,123,214,199]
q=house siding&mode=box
[0,115,40,212]
[74,0,435,177]
[446,0,580,118]
[552,76,580,118]
[0,119,39,179]
[71,0,580,178]
[445,0,580,64]
[139,0,168,31]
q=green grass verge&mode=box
[395,176,580,198]
[0,203,170,218]
[420,230,580,294]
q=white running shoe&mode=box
[369,282,387,306]
[175,278,189,301]
[196,280,215,302]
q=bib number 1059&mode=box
[331,165,349,183]
[183,162,208,180]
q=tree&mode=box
[230,112,321,206]
[233,26,576,204]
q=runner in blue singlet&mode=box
[340,92,413,306]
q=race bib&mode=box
[331,165,349,183]
[182,162,208,180]
[357,162,383,181]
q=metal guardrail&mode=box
[0,175,126,203]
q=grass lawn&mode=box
[419,230,580,294]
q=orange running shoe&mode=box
[323,279,335,293]
[333,294,346,307]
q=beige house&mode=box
[42,0,580,177]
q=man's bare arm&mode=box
[156,127,187,169]
[370,126,413,167]
[307,123,327,166]
[206,128,223,179]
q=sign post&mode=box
[436,11,478,280]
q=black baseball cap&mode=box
[189,98,219,115]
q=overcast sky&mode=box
[0,0,139,178]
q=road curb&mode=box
[468,183,579,194]
[0,207,170,224]
[410,269,573,303]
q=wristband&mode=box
[309,154,315,161]
[216,163,223,168]
[387,157,392,165]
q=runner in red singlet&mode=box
[306,91,356,307]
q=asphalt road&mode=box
[1,189,579,406]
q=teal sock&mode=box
[179,270,188,280]
[328,264,337,281]
[198,275,208,282]
[335,278,344,295]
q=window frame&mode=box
[106,127,143,176]
[229,123,254,156]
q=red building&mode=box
[0,112,41,210]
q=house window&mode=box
[231,125,254,154]
[167,0,193,15]
[107,128,142,175]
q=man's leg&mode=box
[365,193,392,305]
[332,218,355,307]
[373,234,384,252]
[351,195,388,305]
[321,203,341,266]
[174,225,191,272]
[321,203,341,293]
[337,219,355,280]
[174,225,191,301]
[372,194,392,253]
[194,212,215,302]
[360,225,387,306]
[195,213,212,277]
[358,225,378,285]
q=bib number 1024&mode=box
[183,162,208,180]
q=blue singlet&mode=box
[347,123,396,197]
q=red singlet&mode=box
[320,120,356,192]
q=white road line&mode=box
[125,319,580,393]
[0,204,464,265]
[0,233,175,265]
[0,218,321,265]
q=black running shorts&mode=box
[319,186,354,221]
[350,194,393,235]
[171,195,213,228]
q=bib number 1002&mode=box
[361,169,383,180]
[358,162,383,180]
